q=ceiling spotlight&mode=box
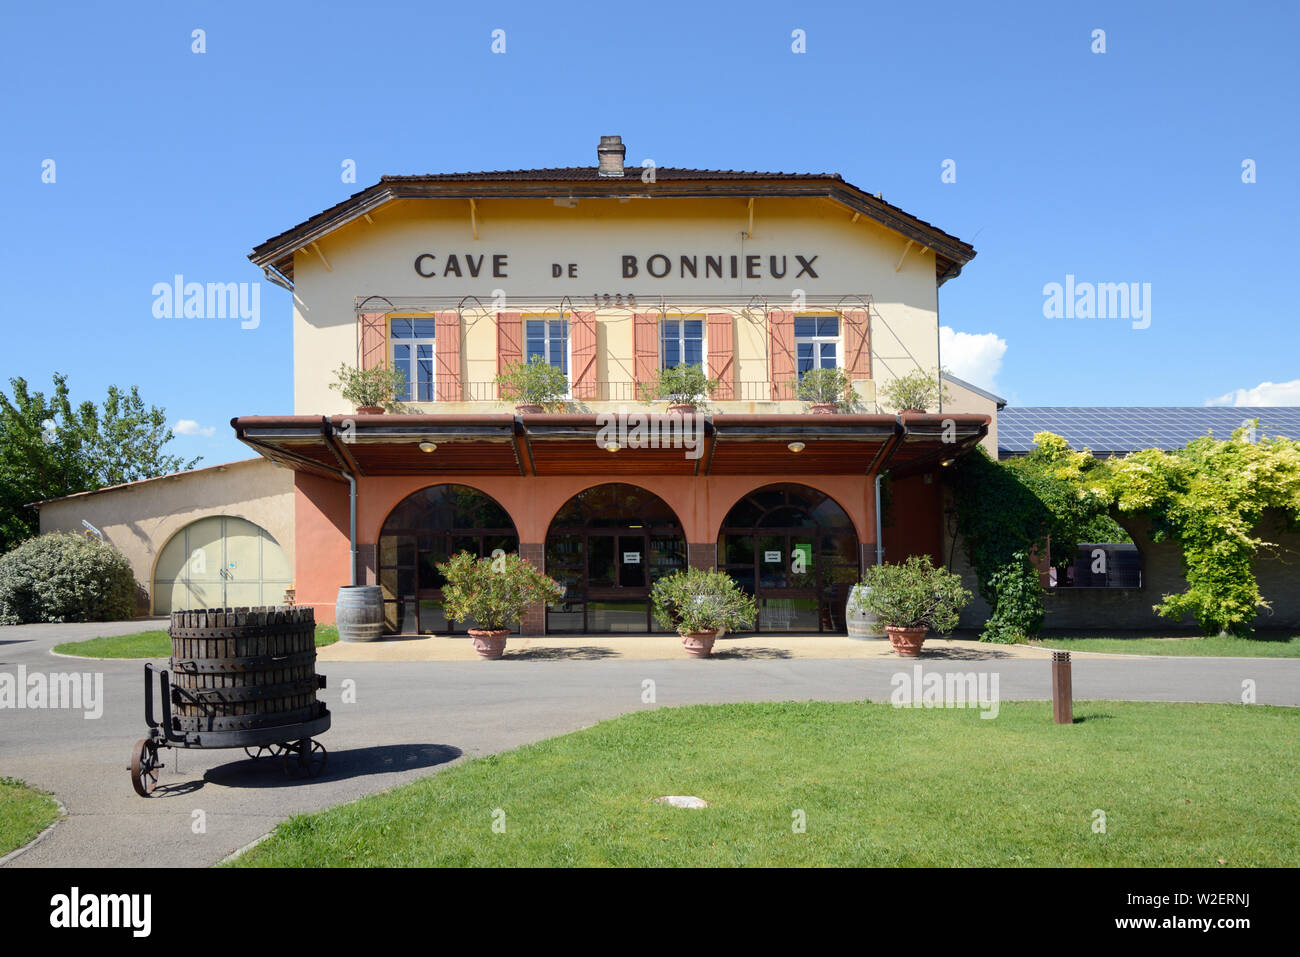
[940,458,955,467]
[419,441,438,453]
[604,442,621,452]
[787,441,806,453]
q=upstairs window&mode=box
[526,318,569,374]
[661,318,704,369]
[391,317,436,402]
[795,315,839,375]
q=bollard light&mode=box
[1051,650,1073,725]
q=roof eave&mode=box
[248,176,976,285]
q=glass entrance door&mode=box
[755,534,821,631]
[544,484,687,634]
[586,532,651,632]
[718,484,861,634]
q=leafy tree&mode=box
[0,375,199,552]
[1094,423,1300,635]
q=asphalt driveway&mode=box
[2,620,1296,868]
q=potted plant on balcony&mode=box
[791,366,853,413]
[436,551,563,659]
[329,362,407,414]
[879,367,950,414]
[496,355,570,413]
[650,567,757,658]
[638,363,718,413]
[851,554,971,657]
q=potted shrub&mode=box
[436,551,563,659]
[879,367,950,414]
[637,363,717,413]
[650,567,757,658]
[791,366,853,413]
[852,554,971,657]
[496,355,570,413]
[329,362,407,413]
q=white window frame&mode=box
[794,313,841,376]
[659,316,707,370]
[523,315,572,397]
[390,317,437,402]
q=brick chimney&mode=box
[597,135,625,178]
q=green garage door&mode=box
[153,516,291,614]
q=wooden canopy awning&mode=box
[230,412,989,481]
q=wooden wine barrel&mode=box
[168,607,326,734]
[336,585,384,642]
[846,584,886,640]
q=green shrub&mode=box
[879,367,949,412]
[981,554,1043,643]
[328,362,408,410]
[436,551,562,631]
[637,364,717,408]
[651,567,757,634]
[0,532,138,625]
[496,355,570,407]
[853,555,971,633]
[791,367,853,408]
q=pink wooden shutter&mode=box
[360,313,387,370]
[844,309,870,379]
[435,311,462,401]
[769,310,795,400]
[497,312,522,373]
[707,312,735,400]
[570,311,598,400]
[633,312,659,391]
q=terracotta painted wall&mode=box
[881,472,944,566]
[293,472,352,622]
[295,471,881,623]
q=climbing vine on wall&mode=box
[951,437,1117,642]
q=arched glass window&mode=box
[718,484,859,632]
[545,483,685,634]
[379,485,518,635]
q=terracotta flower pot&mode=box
[886,625,927,657]
[667,402,697,414]
[515,403,543,414]
[469,628,510,659]
[356,405,384,414]
[810,402,838,414]
[680,629,718,658]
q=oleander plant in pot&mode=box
[878,366,950,414]
[496,355,570,413]
[436,551,563,659]
[637,363,718,413]
[650,567,757,658]
[852,554,972,657]
[329,362,407,413]
[791,366,853,413]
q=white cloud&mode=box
[1205,379,1300,407]
[174,419,216,437]
[939,327,1007,394]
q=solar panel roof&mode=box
[996,407,1300,457]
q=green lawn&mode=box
[0,777,60,857]
[1031,634,1300,658]
[228,700,1299,867]
[54,624,339,658]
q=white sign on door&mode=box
[764,551,782,562]
[623,552,641,564]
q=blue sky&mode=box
[3,0,1297,467]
